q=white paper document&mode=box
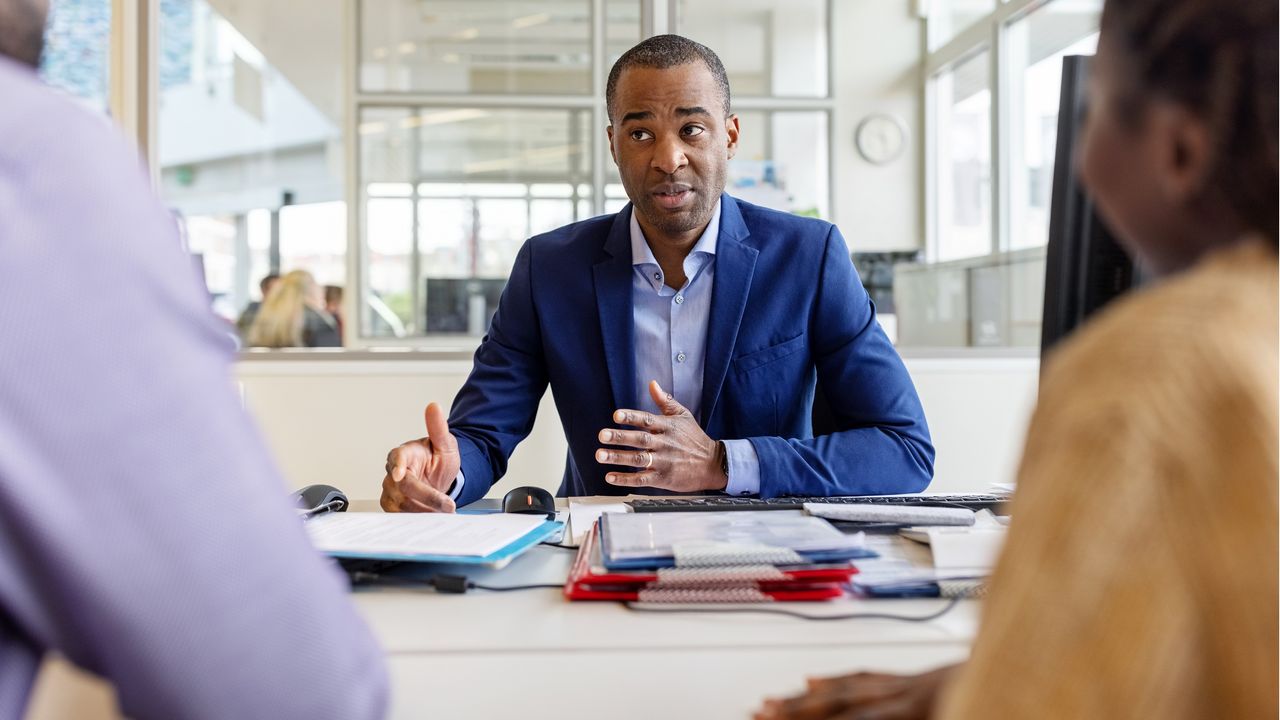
[899,511,1008,569]
[603,510,863,561]
[305,512,547,558]
[567,499,631,545]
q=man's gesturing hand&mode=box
[597,380,728,492]
[380,402,461,513]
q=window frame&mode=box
[123,0,837,347]
[347,0,836,345]
[922,0,1097,263]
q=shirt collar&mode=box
[630,199,721,268]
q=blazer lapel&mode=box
[593,207,637,412]
[701,196,758,429]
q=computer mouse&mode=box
[292,484,349,516]
[501,486,556,520]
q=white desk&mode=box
[351,500,980,720]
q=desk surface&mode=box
[349,499,980,720]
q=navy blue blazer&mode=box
[449,194,933,505]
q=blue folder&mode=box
[319,519,563,569]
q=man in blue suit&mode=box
[381,35,933,512]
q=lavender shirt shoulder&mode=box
[0,58,387,719]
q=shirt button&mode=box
[676,352,687,363]
[674,295,684,305]
[653,272,662,282]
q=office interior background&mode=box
[40,0,1101,501]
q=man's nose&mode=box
[651,133,688,175]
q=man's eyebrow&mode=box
[620,110,653,123]
[676,106,713,118]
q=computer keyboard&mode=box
[626,493,1008,513]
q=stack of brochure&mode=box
[305,512,562,569]
[565,511,875,603]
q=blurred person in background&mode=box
[235,272,280,339]
[247,270,341,348]
[324,284,345,342]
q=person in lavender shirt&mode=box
[0,2,388,718]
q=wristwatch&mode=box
[716,440,729,477]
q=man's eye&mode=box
[630,130,652,141]
[682,125,705,137]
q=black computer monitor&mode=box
[424,277,506,334]
[1040,55,1137,359]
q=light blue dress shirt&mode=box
[628,202,762,496]
[451,201,762,499]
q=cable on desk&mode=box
[348,571,562,594]
[470,582,565,592]
[622,595,965,622]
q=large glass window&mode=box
[932,49,991,262]
[605,0,641,65]
[909,0,1104,350]
[39,0,111,110]
[731,110,830,219]
[360,0,595,94]
[356,0,642,341]
[677,0,828,98]
[676,0,832,220]
[158,0,346,327]
[929,0,995,50]
[1005,1,1101,250]
[360,107,599,336]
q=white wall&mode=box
[831,1,923,252]
[236,355,1038,503]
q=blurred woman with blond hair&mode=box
[247,270,341,348]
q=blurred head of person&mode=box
[0,0,48,67]
[1081,0,1277,277]
[324,285,344,315]
[247,270,324,348]
[259,273,281,301]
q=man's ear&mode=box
[725,114,740,160]
[1151,101,1213,205]
[606,124,619,166]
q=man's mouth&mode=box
[652,184,694,210]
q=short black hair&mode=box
[605,34,731,124]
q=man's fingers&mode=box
[380,474,407,512]
[598,428,655,449]
[595,448,654,468]
[605,471,661,487]
[386,441,430,483]
[613,408,664,431]
[424,402,459,455]
[402,495,453,513]
[399,478,456,513]
[649,380,690,417]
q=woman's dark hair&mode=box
[1101,0,1278,242]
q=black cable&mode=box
[539,542,579,550]
[348,571,561,594]
[622,595,964,622]
[469,582,564,592]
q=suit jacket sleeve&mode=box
[448,240,550,506]
[747,225,934,496]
